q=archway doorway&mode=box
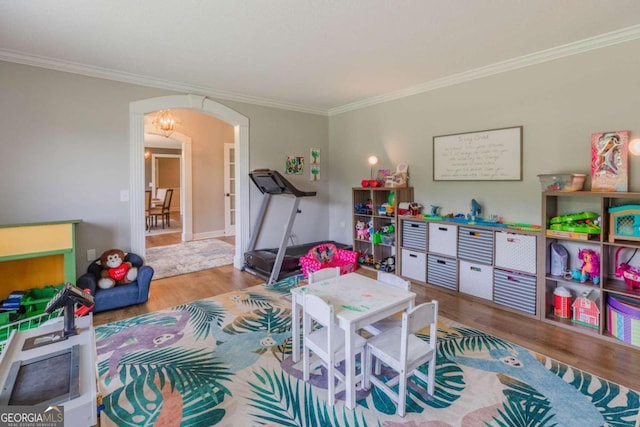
[130,94,249,269]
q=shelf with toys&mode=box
[541,191,640,348]
[352,186,414,271]
[398,198,540,318]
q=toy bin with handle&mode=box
[614,247,640,289]
[299,243,358,277]
[607,294,640,347]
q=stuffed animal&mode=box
[578,248,600,284]
[355,221,369,240]
[98,249,138,289]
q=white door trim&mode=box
[223,142,236,236]
[130,94,249,269]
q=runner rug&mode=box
[146,239,235,279]
[95,276,639,426]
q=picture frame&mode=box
[310,148,320,165]
[285,156,304,175]
[433,126,523,181]
[591,130,629,192]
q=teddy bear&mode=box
[98,249,138,289]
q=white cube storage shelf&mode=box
[399,217,538,318]
[494,232,537,274]
[402,220,427,251]
[458,226,493,264]
[459,260,493,300]
[427,254,457,290]
[494,269,537,315]
[401,248,426,282]
[428,223,457,257]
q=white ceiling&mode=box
[2,1,640,115]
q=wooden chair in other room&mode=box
[308,267,340,284]
[362,271,412,336]
[364,300,438,417]
[303,294,367,407]
[150,188,173,229]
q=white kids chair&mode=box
[362,271,412,336]
[308,267,340,284]
[364,300,438,417]
[303,293,367,406]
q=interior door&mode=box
[224,143,236,236]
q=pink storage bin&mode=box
[299,243,358,277]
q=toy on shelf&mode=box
[549,212,601,235]
[614,247,640,289]
[470,199,482,220]
[381,256,395,272]
[608,205,640,243]
[371,224,395,245]
[355,220,370,241]
[384,163,409,188]
[399,202,423,216]
[577,248,600,284]
[572,290,600,328]
[354,199,373,215]
[361,179,383,188]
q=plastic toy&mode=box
[382,256,395,272]
[430,205,440,216]
[470,199,482,219]
[609,205,640,243]
[572,290,600,328]
[549,212,601,234]
[614,247,640,289]
[578,248,600,284]
[408,202,422,215]
[354,199,373,215]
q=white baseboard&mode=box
[193,230,226,241]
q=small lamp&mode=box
[629,138,640,156]
[368,155,379,180]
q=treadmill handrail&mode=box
[250,169,316,197]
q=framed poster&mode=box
[433,126,523,181]
[591,130,629,192]
[285,156,304,175]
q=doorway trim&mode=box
[130,94,249,269]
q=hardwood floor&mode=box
[93,267,640,392]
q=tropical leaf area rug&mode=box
[146,239,235,279]
[95,275,640,427]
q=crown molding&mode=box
[2,24,640,118]
[328,24,640,116]
[0,49,328,116]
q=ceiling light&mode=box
[153,110,177,137]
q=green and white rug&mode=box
[95,276,639,426]
[145,239,235,279]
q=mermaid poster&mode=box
[591,130,629,192]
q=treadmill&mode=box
[243,169,349,284]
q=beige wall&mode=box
[3,37,639,277]
[0,61,329,276]
[328,38,640,244]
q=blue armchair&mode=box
[76,253,154,313]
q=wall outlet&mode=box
[120,189,129,202]
[87,248,96,262]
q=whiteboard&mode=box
[433,126,522,181]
